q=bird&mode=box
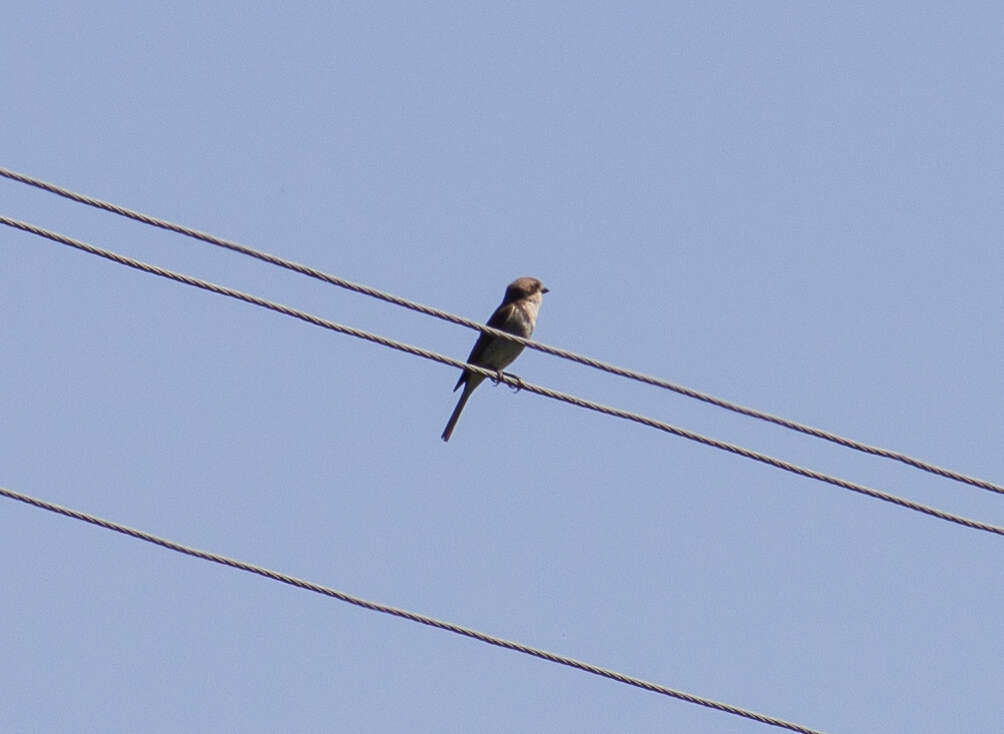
[441,276,549,442]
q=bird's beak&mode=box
[541,286,550,294]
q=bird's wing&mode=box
[453,300,518,391]
[485,300,518,330]
[468,301,518,363]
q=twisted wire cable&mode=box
[0,484,825,733]
[2,167,1001,498]
[3,216,1002,538]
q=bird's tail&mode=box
[441,381,476,442]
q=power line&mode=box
[2,166,1001,499]
[3,215,1002,538]
[0,484,826,734]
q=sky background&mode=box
[2,4,1002,733]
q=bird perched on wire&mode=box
[441,276,549,442]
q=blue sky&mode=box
[2,4,1002,732]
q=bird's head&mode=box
[505,277,549,302]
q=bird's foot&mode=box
[503,372,525,392]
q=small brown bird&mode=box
[441,276,549,441]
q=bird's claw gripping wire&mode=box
[504,372,526,392]
[489,369,524,392]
